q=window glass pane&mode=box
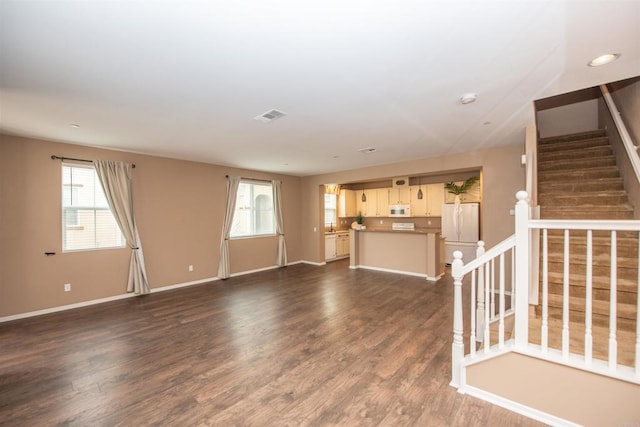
[62,164,126,251]
[230,181,275,238]
[324,194,337,226]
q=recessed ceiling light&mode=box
[332,155,339,159]
[483,121,491,125]
[587,53,621,67]
[70,124,80,128]
[460,93,477,104]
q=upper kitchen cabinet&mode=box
[365,189,378,216]
[426,184,445,216]
[409,186,427,216]
[388,187,410,204]
[409,184,443,217]
[339,189,357,217]
[376,188,389,217]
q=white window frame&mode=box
[230,180,276,239]
[324,193,337,227]
[61,163,126,252]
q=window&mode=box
[62,164,126,251]
[324,193,337,227]
[230,180,275,238]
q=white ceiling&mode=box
[1,1,638,176]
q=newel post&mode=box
[514,191,530,349]
[450,251,464,388]
[476,241,485,342]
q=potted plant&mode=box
[444,177,479,204]
[355,212,364,229]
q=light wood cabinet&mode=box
[376,188,389,216]
[362,189,377,217]
[336,234,350,257]
[326,233,349,260]
[388,187,410,204]
[338,189,356,217]
[325,235,337,260]
[410,185,427,216]
[426,184,445,216]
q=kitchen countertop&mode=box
[324,230,350,235]
[355,227,442,235]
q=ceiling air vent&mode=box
[358,147,377,154]
[254,109,287,123]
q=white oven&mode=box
[389,204,411,217]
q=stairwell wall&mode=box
[466,352,640,426]
[599,78,640,218]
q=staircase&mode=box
[536,129,639,343]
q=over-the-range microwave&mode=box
[389,204,411,217]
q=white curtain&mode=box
[218,175,241,279]
[94,160,150,294]
[273,180,288,267]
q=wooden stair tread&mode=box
[538,129,607,144]
[544,271,638,293]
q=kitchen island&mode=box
[349,228,445,281]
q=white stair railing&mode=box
[529,218,640,377]
[451,191,640,390]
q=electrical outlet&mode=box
[188,265,194,272]
[428,220,432,225]
[64,283,71,292]
[313,227,317,232]
[379,220,383,225]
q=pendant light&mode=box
[417,177,423,200]
[361,186,366,202]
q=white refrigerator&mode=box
[441,203,479,265]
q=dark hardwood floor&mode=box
[0,259,541,426]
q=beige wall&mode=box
[599,77,640,218]
[537,98,599,138]
[300,143,525,263]
[0,134,302,316]
[609,76,640,145]
[466,353,640,426]
[1,133,524,317]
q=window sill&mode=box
[65,225,85,230]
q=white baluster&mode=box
[450,251,464,387]
[470,270,476,356]
[585,229,593,365]
[490,258,496,320]
[562,229,570,360]
[484,257,491,354]
[514,191,530,348]
[609,230,617,371]
[542,228,548,353]
[476,241,485,343]
[499,253,505,348]
[636,233,640,378]
[511,247,515,313]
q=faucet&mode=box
[330,222,335,232]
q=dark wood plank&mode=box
[0,260,542,426]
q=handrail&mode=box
[460,235,516,274]
[528,219,640,231]
[600,84,640,184]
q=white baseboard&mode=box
[462,385,580,427]
[151,277,218,292]
[0,261,335,323]
[354,265,431,280]
[0,276,219,323]
[297,260,326,266]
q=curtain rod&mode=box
[51,155,136,168]
[225,174,272,183]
